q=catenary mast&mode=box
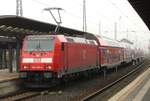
[16,0,23,16]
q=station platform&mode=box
[109,67,150,101]
[0,69,21,97]
[0,69,18,82]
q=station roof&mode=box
[128,0,150,30]
[0,15,88,37]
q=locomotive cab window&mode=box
[24,37,54,52]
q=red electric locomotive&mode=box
[19,35,98,86]
[19,34,139,87]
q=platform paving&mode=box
[0,69,18,82]
[108,67,150,101]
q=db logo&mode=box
[34,58,41,62]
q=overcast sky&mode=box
[0,0,150,52]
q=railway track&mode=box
[81,60,150,101]
[0,89,49,101]
[24,60,150,101]
[1,60,149,101]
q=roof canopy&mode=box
[0,15,89,37]
[128,0,150,30]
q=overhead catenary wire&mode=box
[30,0,112,29]
[105,0,138,29]
[25,0,142,39]
[31,0,50,7]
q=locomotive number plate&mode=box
[34,58,41,62]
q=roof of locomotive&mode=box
[24,34,97,45]
[66,36,97,45]
[24,35,67,42]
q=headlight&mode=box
[24,66,29,69]
[45,66,52,69]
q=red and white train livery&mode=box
[19,34,143,86]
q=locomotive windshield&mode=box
[24,38,54,52]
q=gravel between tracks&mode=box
[24,60,149,101]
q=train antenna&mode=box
[44,7,63,32]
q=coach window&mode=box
[106,49,110,54]
[103,49,107,56]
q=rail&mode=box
[81,61,150,101]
